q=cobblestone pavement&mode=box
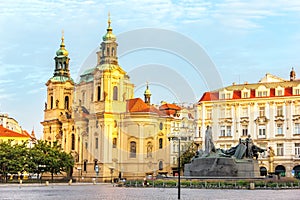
[1,183,300,200]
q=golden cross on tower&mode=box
[108,11,111,27]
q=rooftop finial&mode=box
[108,11,111,28]
[61,29,65,47]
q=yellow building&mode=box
[42,16,175,181]
[0,125,33,146]
[198,70,300,178]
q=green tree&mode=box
[180,142,197,171]
[0,141,28,182]
[29,140,74,182]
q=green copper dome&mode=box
[56,36,69,57]
[102,13,116,42]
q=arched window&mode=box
[113,86,118,101]
[107,47,110,56]
[71,134,75,150]
[113,138,117,148]
[82,92,85,104]
[130,141,136,158]
[64,96,69,110]
[50,96,53,109]
[97,86,101,101]
[159,161,163,170]
[260,167,267,176]
[112,47,115,56]
[159,138,163,149]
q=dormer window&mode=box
[242,92,249,98]
[293,85,300,95]
[257,91,268,97]
[220,93,225,99]
[219,90,232,99]
[226,93,231,99]
[276,87,284,96]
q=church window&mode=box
[159,161,163,170]
[50,96,53,109]
[71,134,75,150]
[64,96,69,110]
[82,92,85,104]
[95,138,98,149]
[159,138,163,149]
[83,160,87,172]
[113,86,118,100]
[112,47,115,56]
[107,47,110,56]
[97,86,101,101]
[130,141,136,158]
[159,122,163,130]
[113,138,117,148]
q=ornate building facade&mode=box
[198,71,300,178]
[41,17,185,180]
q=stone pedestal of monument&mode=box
[184,157,260,178]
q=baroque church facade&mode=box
[41,17,196,180]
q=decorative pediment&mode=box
[292,115,300,122]
[274,116,285,122]
[254,116,269,124]
[218,118,233,124]
[240,117,249,124]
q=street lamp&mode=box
[168,136,187,200]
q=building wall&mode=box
[198,80,300,177]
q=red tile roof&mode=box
[199,83,300,102]
[127,98,166,116]
[0,125,30,138]
[159,103,181,111]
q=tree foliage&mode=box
[180,142,197,170]
[0,140,74,181]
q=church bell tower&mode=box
[41,32,75,151]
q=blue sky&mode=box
[1,0,300,138]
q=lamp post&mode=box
[168,136,186,200]
[178,138,181,200]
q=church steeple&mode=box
[144,82,152,105]
[98,13,118,66]
[53,30,70,78]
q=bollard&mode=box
[92,178,96,185]
[250,182,255,190]
[68,179,72,185]
[19,180,23,185]
[45,181,49,186]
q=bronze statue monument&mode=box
[184,127,266,177]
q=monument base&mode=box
[184,157,260,178]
